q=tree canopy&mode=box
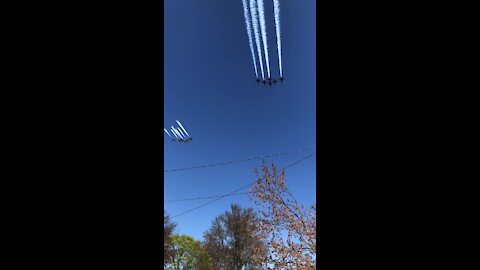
[165,234,212,270]
[164,212,177,266]
[203,204,267,270]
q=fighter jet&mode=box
[173,124,193,143]
[177,128,191,142]
[267,77,272,81]
[256,78,260,84]
[177,130,188,143]
[262,80,266,85]
[171,127,186,142]
[279,77,284,82]
[176,120,192,141]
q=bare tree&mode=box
[249,162,316,269]
[203,204,267,270]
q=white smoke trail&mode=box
[171,127,180,139]
[257,0,271,79]
[173,128,184,139]
[273,0,283,77]
[164,128,171,138]
[176,120,190,137]
[177,127,187,139]
[171,127,178,139]
[242,0,258,78]
[249,0,265,80]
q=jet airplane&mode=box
[176,120,192,141]
[166,123,193,143]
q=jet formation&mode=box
[164,120,193,143]
[242,0,284,87]
[256,76,284,87]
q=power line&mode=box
[171,152,315,218]
[164,147,314,173]
[165,151,315,203]
[166,186,299,203]
[171,152,316,219]
[165,192,250,203]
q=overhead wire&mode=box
[164,147,314,173]
[171,152,316,219]
[165,192,250,203]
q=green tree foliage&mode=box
[203,204,267,270]
[164,212,177,266]
[165,234,212,270]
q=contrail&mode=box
[173,127,184,139]
[164,128,172,138]
[171,127,180,139]
[257,0,271,79]
[171,128,180,139]
[242,0,258,78]
[170,128,178,139]
[176,120,190,137]
[273,0,283,77]
[249,0,265,80]
[177,127,187,139]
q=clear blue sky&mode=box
[164,0,316,241]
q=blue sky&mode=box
[164,0,316,241]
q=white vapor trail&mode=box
[164,128,171,138]
[171,130,179,139]
[174,128,184,139]
[177,127,187,139]
[242,0,258,78]
[257,0,271,79]
[273,0,283,77]
[176,120,190,137]
[249,0,265,80]
[171,127,180,139]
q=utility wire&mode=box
[166,187,299,203]
[165,192,250,203]
[171,152,316,219]
[164,147,314,173]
